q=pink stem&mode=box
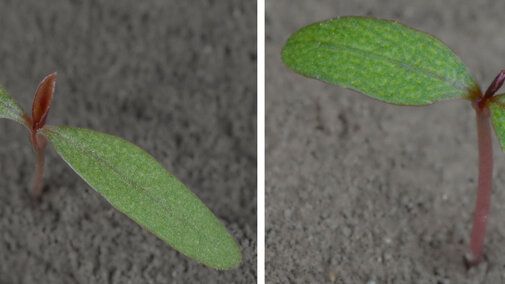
[466,106,493,267]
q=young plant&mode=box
[281,17,505,268]
[0,73,241,269]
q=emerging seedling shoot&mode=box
[30,73,56,197]
[282,17,505,268]
[0,74,241,269]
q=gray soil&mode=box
[267,1,505,283]
[0,1,256,283]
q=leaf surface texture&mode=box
[282,17,478,105]
[0,84,27,125]
[42,126,241,269]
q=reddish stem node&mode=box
[477,70,505,109]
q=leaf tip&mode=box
[32,72,57,130]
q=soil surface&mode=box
[0,1,256,283]
[267,1,505,283]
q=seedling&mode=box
[0,73,241,269]
[282,17,505,268]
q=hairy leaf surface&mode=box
[282,17,479,105]
[42,126,241,269]
[0,84,28,125]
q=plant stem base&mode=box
[463,252,485,270]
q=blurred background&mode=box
[267,0,505,283]
[0,1,256,283]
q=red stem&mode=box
[31,131,47,198]
[466,105,493,267]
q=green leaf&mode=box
[41,126,241,269]
[0,84,28,125]
[281,17,479,105]
[488,95,505,150]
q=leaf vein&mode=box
[47,129,217,252]
[315,41,468,91]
